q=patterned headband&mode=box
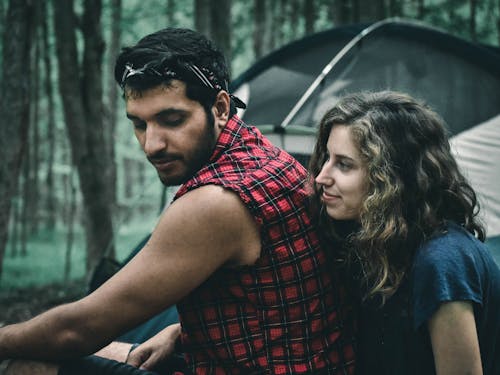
[120,61,246,109]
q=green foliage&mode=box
[424,0,499,45]
[1,211,159,290]
[2,228,86,289]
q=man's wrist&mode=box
[125,343,140,363]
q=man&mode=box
[0,28,355,374]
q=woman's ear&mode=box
[212,90,230,130]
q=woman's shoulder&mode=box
[410,222,492,329]
[415,221,487,267]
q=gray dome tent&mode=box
[231,19,500,259]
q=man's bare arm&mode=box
[0,185,260,361]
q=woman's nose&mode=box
[315,165,334,186]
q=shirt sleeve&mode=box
[411,230,484,330]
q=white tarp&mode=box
[451,114,500,237]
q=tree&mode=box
[42,0,57,230]
[359,0,385,21]
[389,0,404,17]
[0,0,33,277]
[210,0,232,66]
[194,0,232,71]
[194,0,211,37]
[106,0,122,214]
[470,0,477,41]
[166,0,175,25]
[330,0,351,26]
[53,0,116,274]
[416,0,425,19]
[253,0,266,58]
[498,0,500,45]
[26,1,43,235]
[304,0,316,35]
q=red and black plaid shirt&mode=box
[174,116,355,374]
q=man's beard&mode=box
[158,114,217,186]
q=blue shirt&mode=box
[413,222,500,375]
[357,222,500,374]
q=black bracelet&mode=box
[125,343,140,363]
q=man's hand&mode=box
[127,323,181,371]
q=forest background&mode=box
[0,0,499,317]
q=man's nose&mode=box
[143,124,167,156]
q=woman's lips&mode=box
[321,191,341,202]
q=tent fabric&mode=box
[289,21,500,136]
[231,24,366,127]
[451,114,500,237]
[233,19,500,135]
[231,19,500,244]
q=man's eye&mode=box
[160,116,184,126]
[132,121,146,131]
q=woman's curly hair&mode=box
[309,91,485,304]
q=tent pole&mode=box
[279,18,396,129]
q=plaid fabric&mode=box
[174,116,355,374]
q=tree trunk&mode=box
[253,0,266,59]
[416,0,425,19]
[210,0,231,72]
[0,0,5,72]
[106,0,121,217]
[304,0,315,35]
[498,0,500,45]
[0,0,33,277]
[9,197,21,257]
[289,0,302,33]
[166,0,175,25]
[265,0,278,51]
[64,172,77,282]
[351,0,360,22]
[20,158,29,256]
[469,0,477,41]
[194,0,231,71]
[274,0,287,46]
[389,0,403,17]
[53,0,116,274]
[331,0,351,26]
[359,0,385,22]
[42,0,57,230]
[194,0,211,37]
[28,1,42,235]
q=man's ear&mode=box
[212,91,230,130]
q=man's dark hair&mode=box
[115,28,236,117]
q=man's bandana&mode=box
[120,61,246,109]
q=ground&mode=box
[0,279,86,326]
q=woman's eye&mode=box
[337,161,352,171]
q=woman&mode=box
[309,91,500,375]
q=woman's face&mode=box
[315,125,368,221]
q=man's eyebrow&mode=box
[126,108,187,121]
[155,108,187,118]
